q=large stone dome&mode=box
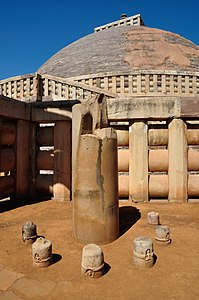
[38,25,199,78]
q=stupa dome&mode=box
[38,25,199,79]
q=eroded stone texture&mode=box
[81,244,105,278]
[38,26,199,78]
[32,237,52,268]
[72,94,119,244]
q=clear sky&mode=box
[0,0,198,80]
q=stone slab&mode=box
[107,97,181,120]
[11,278,56,299]
[0,291,23,300]
[0,269,24,291]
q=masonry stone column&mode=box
[72,94,119,244]
[168,118,187,202]
[53,120,71,201]
[129,121,148,202]
[73,127,119,244]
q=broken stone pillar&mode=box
[22,221,37,244]
[155,225,171,246]
[32,237,52,267]
[147,211,160,225]
[81,244,105,278]
[72,94,119,244]
[133,237,154,268]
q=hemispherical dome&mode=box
[38,26,199,78]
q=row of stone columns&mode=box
[129,118,187,203]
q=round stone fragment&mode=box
[81,244,105,278]
[155,225,171,246]
[22,221,37,244]
[133,237,154,268]
[32,237,52,267]
[147,211,160,225]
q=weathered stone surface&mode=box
[11,278,56,299]
[168,119,187,202]
[0,291,23,300]
[38,26,199,78]
[0,269,24,291]
[129,121,148,202]
[107,97,181,120]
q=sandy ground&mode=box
[0,199,199,300]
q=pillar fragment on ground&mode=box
[73,127,119,245]
[168,119,187,202]
[129,121,148,202]
[53,121,71,201]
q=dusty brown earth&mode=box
[0,199,199,300]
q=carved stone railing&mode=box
[94,14,144,32]
[70,70,199,97]
[1,70,199,102]
[0,74,118,102]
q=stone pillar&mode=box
[168,119,187,202]
[73,127,119,244]
[129,121,148,202]
[16,120,30,199]
[53,121,71,201]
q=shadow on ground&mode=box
[52,253,62,265]
[119,206,141,236]
[0,196,52,213]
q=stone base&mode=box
[33,257,52,268]
[81,266,105,278]
[133,256,154,268]
[155,239,171,246]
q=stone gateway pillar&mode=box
[72,94,119,244]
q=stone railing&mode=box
[94,14,144,32]
[0,74,117,102]
[1,70,199,102]
[70,70,199,97]
[0,74,40,102]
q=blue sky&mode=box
[0,0,198,80]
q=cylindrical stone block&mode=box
[37,126,54,146]
[188,174,199,197]
[118,175,129,198]
[148,128,168,146]
[188,149,199,171]
[118,149,129,172]
[32,237,52,267]
[187,129,199,145]
[155,225,171,246]
[133,237,154,268]
[0,121,16,145]
[149,175,168,198]
[147,211,160,225]
[116,129,129,146]
[148,150,168,172]
[73,128,119,244]
[0,175,15,198]
[81,244,105,278]
[22,221,37,244]
[0,149,15,172]
[36,150,54,170]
